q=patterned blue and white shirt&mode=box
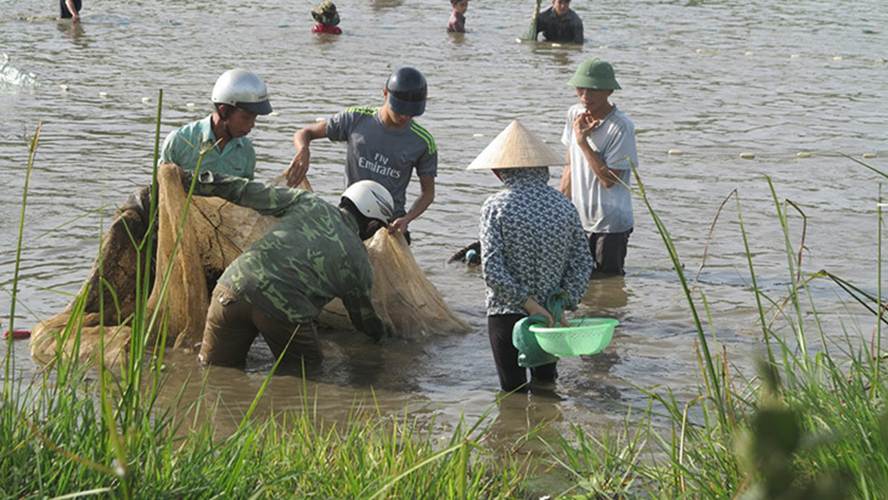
[479,167,594,315]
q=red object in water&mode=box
[3,329,30,340]
[312,23,342,35]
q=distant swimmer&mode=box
[536,0,583,44]
[311,0,342,35]
[60,0,81,22]
[447,0,469,33]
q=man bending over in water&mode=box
[180,169,394,367]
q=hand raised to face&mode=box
[572,112,601,145]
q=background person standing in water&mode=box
[60,0,81,22]
[311,0,342,35]
[448,0,469,33]
[285,67,437,243]
[559,59,637,276]
[536,0,583,44]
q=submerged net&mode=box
[320,229,471,336]
[31,164,469,365]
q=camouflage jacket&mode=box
[190,172,387,339]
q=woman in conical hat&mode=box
[470,120,594,393]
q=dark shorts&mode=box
[60,0,81,18]
[488,314,557,392]
[199,284,319,367]
[588,228,632,276]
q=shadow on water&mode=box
[370,0,404,11]
[582,274,630,312]
[447,32,467,45]
[528,41,584,67]
[55,20,87,46]
[486,391,564,453]
[311,33,342,46]
[155,343,436,439]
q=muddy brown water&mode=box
[1,0,886,440]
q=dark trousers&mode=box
[488,314,557,392]
[589,228,632,275]
[199,284,320,367]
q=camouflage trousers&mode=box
[199,284,321,368]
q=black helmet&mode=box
[385,67,427,117]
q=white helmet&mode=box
[211,69,272,115]
[342,180,395,223]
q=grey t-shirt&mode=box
[561,104,637,234]
[326,106,438,217]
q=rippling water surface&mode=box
[1,0,886,436]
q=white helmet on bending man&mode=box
[342,180,395,224]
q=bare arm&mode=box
[285,120,328,187]
[573,114,620,189]
[66,0,80,21]
[389,175,435,234]
[559,149,571,196]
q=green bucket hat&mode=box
[567,59,621,90]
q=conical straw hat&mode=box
[466,120,563,170]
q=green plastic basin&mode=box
[529,318,618,357]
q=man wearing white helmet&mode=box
[177,170,396,367]
[69,70,273,340]
[160,69,272,179]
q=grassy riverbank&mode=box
[4,112,888,497]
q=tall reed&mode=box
[4,123,41,401]
[555,163,888,497]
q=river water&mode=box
[1,0,886,439]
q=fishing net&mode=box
[31,164,468,365]
[320,229,471,336]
